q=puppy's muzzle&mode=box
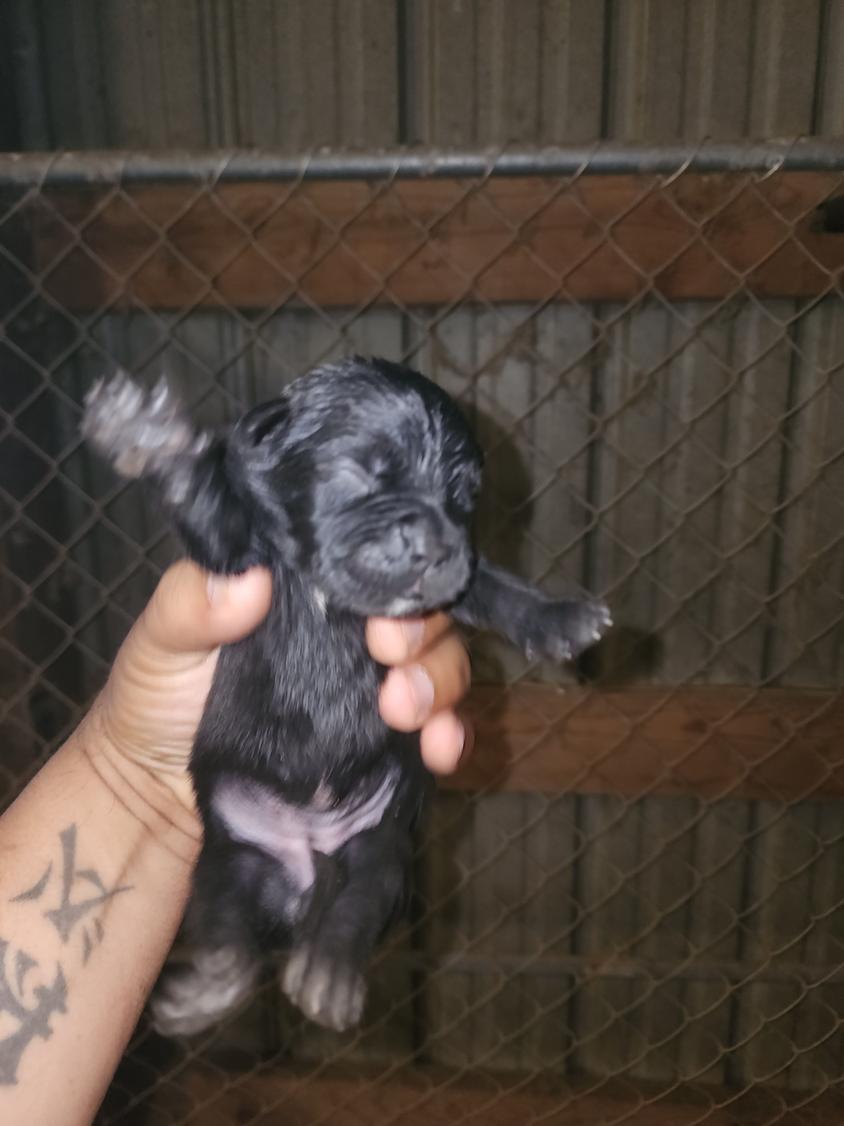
[356,506,472,613]
[381,510,452,568]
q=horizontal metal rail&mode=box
[0,137,843,188]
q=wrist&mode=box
[74,704,203,864]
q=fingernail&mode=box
[400,619,425,654]
[406,665,435,724]
[454,719,467,763]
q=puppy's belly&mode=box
[211,769,398,894]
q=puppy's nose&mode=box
[396,513,438,567]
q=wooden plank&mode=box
[450,684,844,801]
[31,171,844,311]
[149,1061,844,1126]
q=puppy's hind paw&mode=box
[522,599,612,664]
[282,945,367,1032]
[149,945,260,1038]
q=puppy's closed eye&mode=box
[330,458,374,499]
[366,450,402,485]
[330,452,402,499]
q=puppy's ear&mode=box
[82,374,268,574]
[229,399,292,471]
[225,397,298,552]
[172,439,269,572]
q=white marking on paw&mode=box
[150,945,259,1038]
[82,372,210,502]
[281,947,367,1031]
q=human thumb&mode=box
[139,560,273,659]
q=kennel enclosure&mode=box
[1,139,844,1123]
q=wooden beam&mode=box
[152,1062,844,1126]
[447,685,844,802]
[31,171,844,310]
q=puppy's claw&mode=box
[520,598,612,664]
[282,947,309,999]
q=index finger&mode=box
[365,612,453,665]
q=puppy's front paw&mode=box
[522,599,612,663]
[282,945,367,1032]
[82,372,207,483]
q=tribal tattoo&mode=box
[0,824,132,1085]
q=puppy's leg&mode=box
[454,556,612,661]
[282,823,410,1031]
[282,815,415,1032]
[82,373,263,573]
[151,841,296,1038]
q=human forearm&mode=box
[0,707,201,1125]
[0,558,472,1123]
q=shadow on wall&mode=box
[576,626,663,687]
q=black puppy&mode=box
[83,357,611,1035]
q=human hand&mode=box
[367,615,472,774]
[86,561,472,815]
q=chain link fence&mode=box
[1,142,843,1124]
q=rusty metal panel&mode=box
[406,0,605,143]
[7,0,841,149]
[232,0,399,148]
[817,0,844,132]
[747,0,825,136]
[605,0,825,141]
[10,0,399,150]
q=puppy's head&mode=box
[230,357,483,616]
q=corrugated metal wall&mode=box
[4,0,844,1102]
[7,0,844,152]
